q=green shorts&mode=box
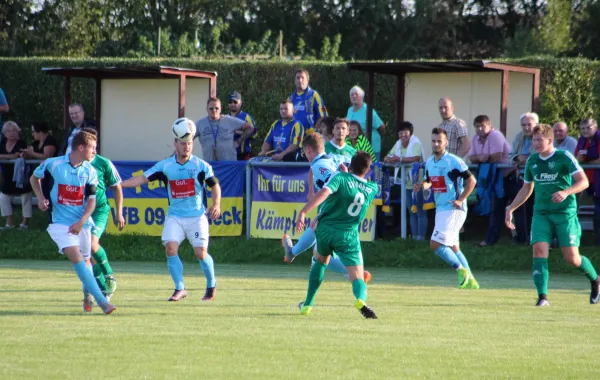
[315,225,363,266]
[530,211,581,247]
[91,206,111,238]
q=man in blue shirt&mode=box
[121,124,222,302]
[414,128,479,289]
[258,100,303,161]
[0,88,9,126]
[228,91,257,160]
[30,130,116,315]
[289,69,327,135]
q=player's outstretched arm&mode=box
[505,182,534,229]
[111,183,125,230]
[121,175,149,188]
[296,187,332,233]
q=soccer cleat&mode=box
[457,267,471,289]
[101,303,116,315]
[83,293,94,313]
[298,301,311,316]
[282,234,295,263]
[363,270,372,284]
[202,287,216,301]
[168,288,187,302]
[590,278,600,304]
[535,298,550,307]
[355,299,377,319]
[466,275,480,289]
[105,275,117,295]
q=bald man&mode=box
[438,98,470,157]
[553,122,577,154]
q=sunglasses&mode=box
[228,100,239,104]
[209,107,220,111]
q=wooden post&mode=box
[63,76,71,131]
[532,69,540,113]
[366,71,375,143]
[500,70,509,136]
[396,73,406,133]
[209,76,217,98]
[279,30,283,59]
[178,75,186,117]
[94,78,102,152]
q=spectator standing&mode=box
[553,122,577,154]
[61,103,96,156]
[575,118,600,244]
[228,91,257,161]
[346,86,386,160]
[0,121,32,229]
[507,112,538,244]
[258,100,303,161]
[347,120,377,162]
[384,121,427,240]
[195,97,253,161]
[468,115,511,247]
[289,69,327,135]
[438,97,470,157]
[0,87,8,126]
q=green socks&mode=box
[93,263,107,292]
[304,260,327,307]
[533,258,549,297]
[352,279,368,302]
[578,256,598,282]
[92,246,113,276]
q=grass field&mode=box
[1,260,599,379]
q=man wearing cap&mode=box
[228,91,257,160]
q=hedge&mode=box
[0,56,599,155]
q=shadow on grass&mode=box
[0,259,595,292]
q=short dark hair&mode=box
[281,99,293,106]
[207,97,221,106]
[31,121,49,133]
[397,121,414,135]
[334,118,350,128]
[473,115,491,126]
[69,103,84,111]
[318,116,336,136]
[349,120,364,137]
[350,151,372,176]
[431,127,448,137]
[294,68,310,81]
[71,130,96,150]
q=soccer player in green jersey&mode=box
[296,151,379,319]
[324,118,356,164]
[82,128,124,298]
[505,124,600,306]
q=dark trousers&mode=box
[504,172,534,243]
[594,197,600,245]
[485,187,508,245]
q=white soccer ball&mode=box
[172,118,197,140]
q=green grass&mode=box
[1,260,599,379]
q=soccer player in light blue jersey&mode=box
[121,125,221,302]
[282,133,372,283]
[30,130,116,314]
[414,128,479,289]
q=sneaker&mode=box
[202,287,216,301]
[363,270,372,284]
[355,299,377,319]
[105,275,117,295]
[535,298,550,307]
[590,278,600,304]
[282,234,295,263]
[466,274,480,289]
[298,301,311,316]
[83,293,94,313]
[457,267,471,289]
[168,288,187,302]
[101,303,116,315]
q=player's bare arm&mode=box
[70,197,96,234]
[552,171,589,204]
[29,175,49,211]
[296,187,332,233]
[112,183,125,230]
[207,181,222,220]
[121,175,149,188]
[505,182,535,229]
[452,174,476,209]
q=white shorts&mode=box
[47,223,92,260]
[431,209,466,247]
[162,215,209,248]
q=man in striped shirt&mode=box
[437,98,470,158]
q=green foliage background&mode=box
[1,57,599,154]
